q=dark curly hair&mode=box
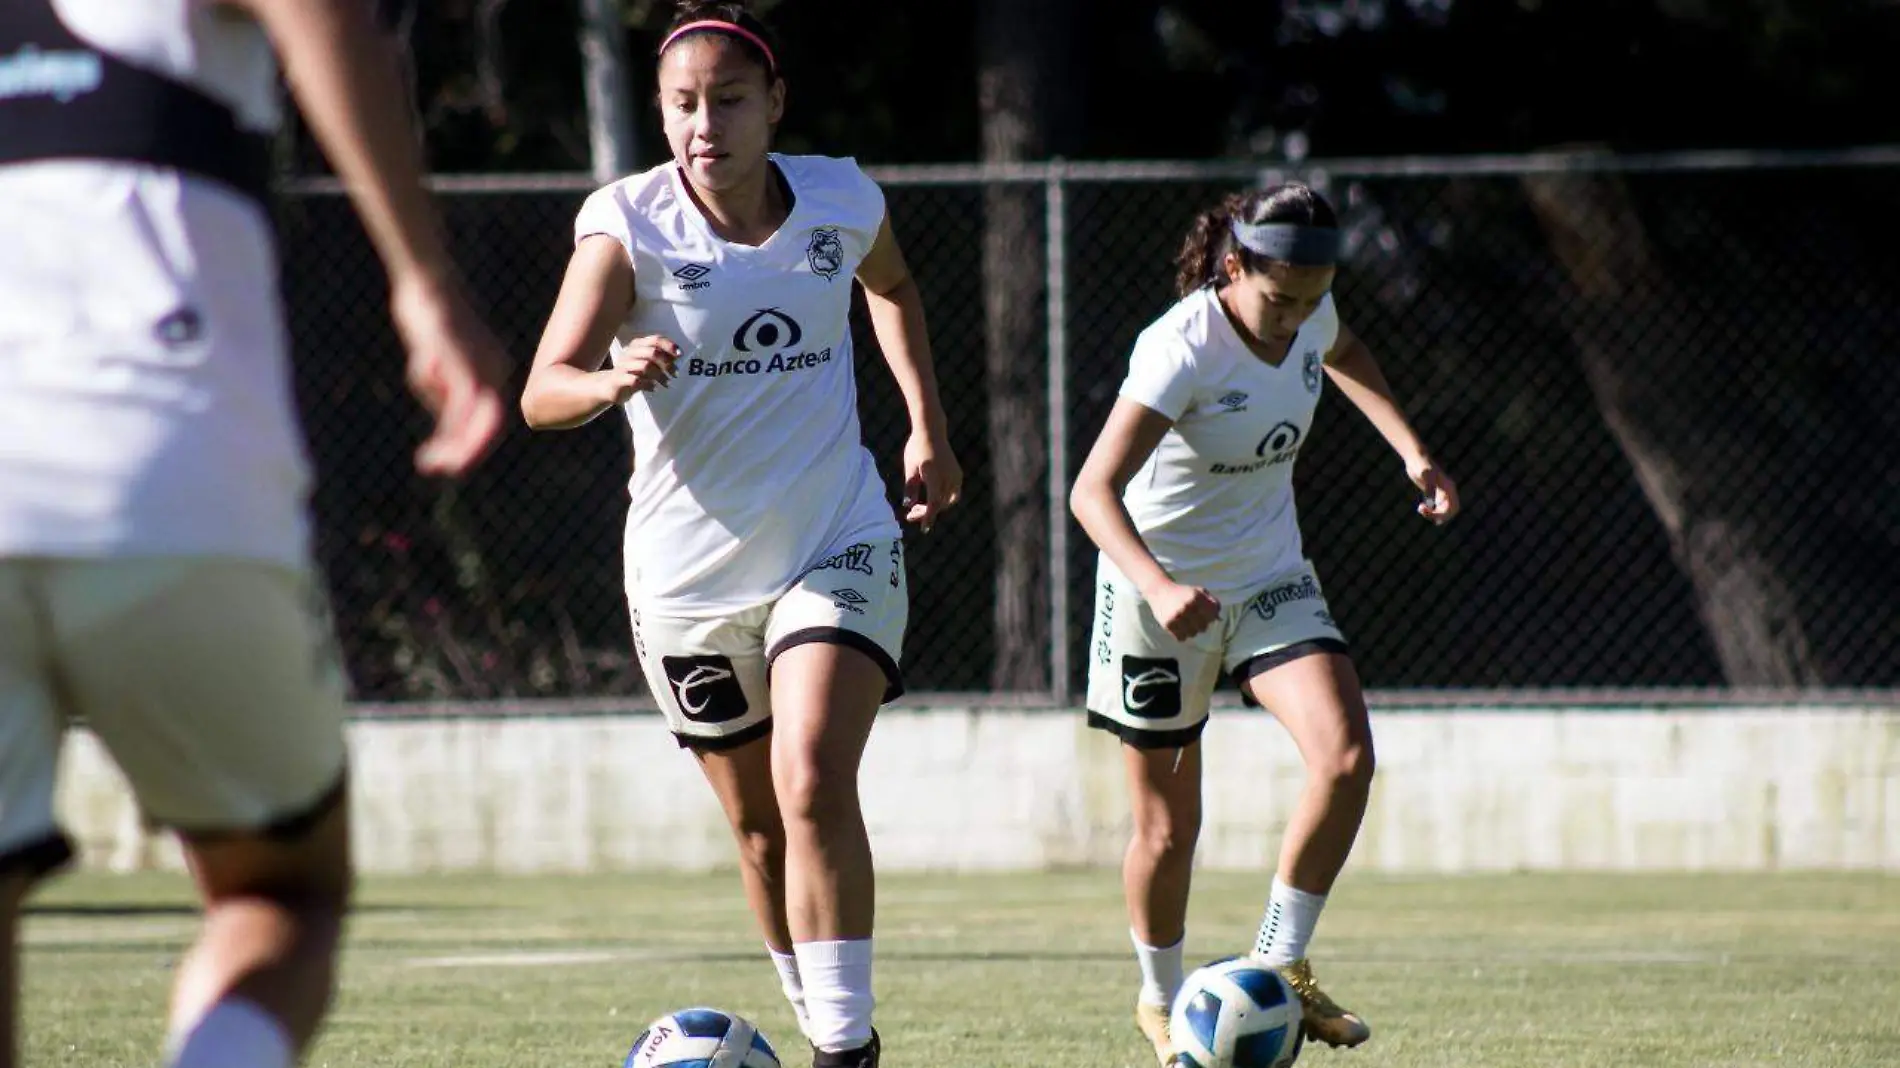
[1173,183,1338,298]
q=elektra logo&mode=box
[688,308,834,378]
[1120,656,1182,719]
[660,655,749,723]
[0,45,103,103]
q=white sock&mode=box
[1252,877,1327,965]
[1131,928,1185,1010]
[165,997,293,1068]
[769,945,812,1038]
[794,938,874,1053]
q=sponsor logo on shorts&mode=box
[831,588,870,615]
[1247,575,1323,622]
[889,542,903,588]
[0,46,102,103]
[1094,581,1117,665]
[1121,655,1181,720]
[660,654,749,724]
[813,543,875,576]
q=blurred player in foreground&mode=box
[0,2,509,1066]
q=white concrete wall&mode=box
[54,705,1900,874]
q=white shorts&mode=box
[0,558,350,879]
[1084,557,1349,749]
[634,538,907,750]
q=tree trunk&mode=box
[1522,169,1823,686]
[976,0,1075,691]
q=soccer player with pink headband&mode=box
[520,4,962,1065]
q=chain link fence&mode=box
[279,151,1900,703]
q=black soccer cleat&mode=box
[812,1028,880,1068]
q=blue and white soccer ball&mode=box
[623,1007,782,1068]
[1169,957,1306,1068]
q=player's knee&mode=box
[1131,800,1201,860]
[772,752,861,829]
[1316,737,1375,794]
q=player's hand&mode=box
[391,277,510,477]
[1408,456,1460,525]
[901,429,962,533]
[1143,579,1221,641]
[594,336,681,404]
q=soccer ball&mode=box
[623,1007,782,1068]
[1168,957,1305,1068]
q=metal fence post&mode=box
[1045,168,1071,707]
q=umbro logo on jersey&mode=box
[660,654,749,724]
[671,262,713,291]
[1217,391,1250,412]
[1121,656,1182,720]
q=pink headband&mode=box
[660,19,779,74]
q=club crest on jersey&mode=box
[806,227,845,281]
[1303,350,1324,393]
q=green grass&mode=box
[22,870,1900,1067]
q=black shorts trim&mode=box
[767,627,905,703]
[675,716,774,753]
[0,833,76,884]
[1085,711,1208,750]
[1233,638,1352,706]
[169,769,349,843]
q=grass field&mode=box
[22,870,1900,1067]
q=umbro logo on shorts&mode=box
[831,588,869,615]
[660,655,748,724]
[1121,656,1181,720]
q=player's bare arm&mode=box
[229,0,508,475]
[1323,322,1461,523]
[520,236,679,430]
[856,211,962,532]
[1070,400,1222,640]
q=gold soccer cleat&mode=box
[1267,957,1371,1049]
[1134,1000,1175,1066]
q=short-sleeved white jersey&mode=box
[575,153,900,616]
[1116,286,1341,602]
[0,0,304,564]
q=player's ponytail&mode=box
[1172,184,1341,298]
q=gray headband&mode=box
[1231,221,1341,267]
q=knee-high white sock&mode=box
[1252,877,1327,965]
[769,945,812,1038]
[1131,928,1185,1009]
[794,938,874,1053]
[165,997,293,1068]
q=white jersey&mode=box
[575,154,900,616]
[1116,286,1342,602]
[0,0,305,564]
